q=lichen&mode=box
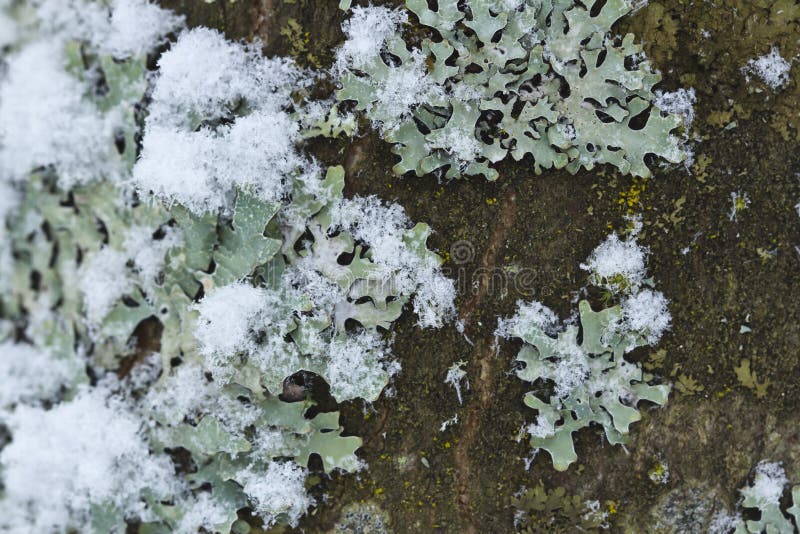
[497,233,671,470]
[336,0,689,181]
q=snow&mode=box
[742,47,792,89]
[0,40,113,188]
[0,6,15,49]
[654,88,697,128]
[124,225,183,292]
[135,28,307,213]
[102,0,184,57]
[0,0,461,528]
[550,336,590,397]
[621,289,672,344]
[370,50,444,133]
[526,416,554,439]
[0,385,176,532]
[708,510,742,534]
[0,342,74,408]
[335,6,407,72]
[0,180,21,237]
[79,246,134,326]
[193,283,268,378]
[496,300,559,339]
[174,493,231,534]
[0,0,181,186]
[326,332,395,402]
[728,190,751,222]
[133,113,302,214]
[335,6,443,134]
[444,360,469,405]
[146,363,260,431]
[742,460,788,506]
[132,126,223,213]
[148,27,301,127]
[34,0,183,56]
[439,414,459,432]
[580,233,647,293]
[331,195,456,328]
[237,461,313,528]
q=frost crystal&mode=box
[580,233,648,293]
[742,47,792,89]
[337,0,689,180]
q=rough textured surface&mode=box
[157,0,800,532]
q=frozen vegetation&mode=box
[0,0,454,530]
[497,232,671,470]
[2,0,791,532]
[335,0,691,180]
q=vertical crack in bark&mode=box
[453,186,518,531]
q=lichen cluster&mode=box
[498,233,671,470]
[711,461,800,534]
[336,0,688,180]
[0,3,454,531]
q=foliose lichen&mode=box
[711,461,800,534]
[0,3,455,531]
[336,0,689,181]
[497,232,671,470]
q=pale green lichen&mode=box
[712,461,800,534]
[0,13,454,531]
[498,234,671,471]
[336,0,688,181]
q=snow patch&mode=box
[742,47,792,89]
[0,385,176,532]
[237,461,313,528]
[580,233,648,294]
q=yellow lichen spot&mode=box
[374,487,384,496]
[756,247,777,263]
[648,461,669,484]
[618,177,647,214]
[444,441,451,449]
